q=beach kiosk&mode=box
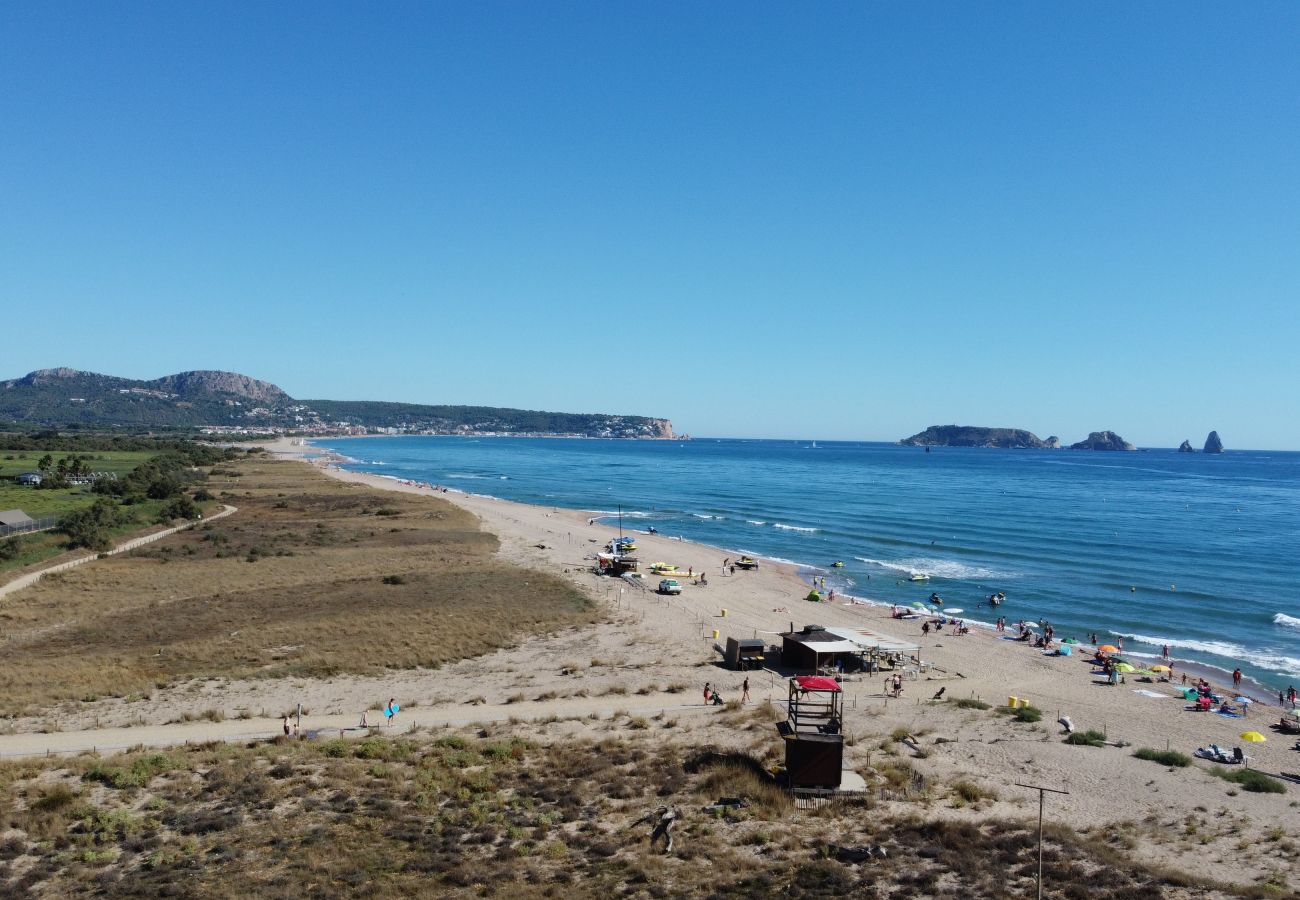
[779,675,844,789]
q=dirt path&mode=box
[0,694,717,759]
[0,504,238,600]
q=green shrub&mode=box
[1064,730,1107,747]
[1133,748,1191,767]
[951,697,990,710]
[381,574,407,585]
[83,753,176,789]
[1210,767,1286,794]
[1010,704,1042,723]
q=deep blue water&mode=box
[314,436,1300,691]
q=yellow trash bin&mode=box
[1008,696,1019,708]
[1018,697,1031,709]
[721,608,728,617]
[712,629,719,640]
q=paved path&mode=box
[0,696,719,759]
[0,504,238,600]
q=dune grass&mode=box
[0,460,601,715]
[0,730,1252,899]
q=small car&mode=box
[658,578,682,595]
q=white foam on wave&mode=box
[1115,631,1300,679]
[746,519,766,526]
[773,523,818,533]
[854,556,1015,581]
[1274,613,1300,631]
[586,509,652,519]
[692,513,726,520]
[446,472,490,479]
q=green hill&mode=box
[0,368,673,438]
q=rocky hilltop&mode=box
[0,368,673,438]
[900,426,1053,449]
[1203,431,1224,453]
[1069,431,1136,451]
[152,371,291,405]
[1178,440,1195,453]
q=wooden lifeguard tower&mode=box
[779,675,844,789]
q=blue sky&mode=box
[2,4,1298,448]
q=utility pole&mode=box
[1015,782,1069,900]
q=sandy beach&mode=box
[2,437,1295,890]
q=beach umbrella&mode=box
[1240,731,1266,743]
[1098,644,1119,653]
[1150,664,1171,673]
[911,601,928,609]
[1114,662,1136,673]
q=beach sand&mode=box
[3,437,1295,889]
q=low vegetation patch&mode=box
[951,696,991,710]
[1209,766,1287,794]
[1064,730,1108,747]
[1133,748,1191,767]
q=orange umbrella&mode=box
[1098,644,1119,653]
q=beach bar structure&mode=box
[779,675,844,789]
[780,624,921,674]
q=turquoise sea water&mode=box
[314,436,1300,692]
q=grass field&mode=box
[0,460,601,715]
[0,450,156,520]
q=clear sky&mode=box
[3,4,1298,448]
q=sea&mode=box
[312,436,1300,694]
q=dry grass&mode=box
[0,730,1265,899]
[0,461,601,715]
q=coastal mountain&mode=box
[1204,430,1224,453]
[900,426,1053,449]
[0,368,674,438]
[1068,431,1136,451]
[1178,439,1195,453]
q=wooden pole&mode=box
[1015,782,1069,900]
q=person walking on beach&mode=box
[922,621,931,637]
[282,716,291,736]
[1288,685,1297,708]
[703,682,712,705]
[1162,644,1170,659]
[1232,668,1242,689]
[385,698,398,725]
[891,673,904,698]
[741,677,750,704]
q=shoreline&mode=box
[284,436,1294,705]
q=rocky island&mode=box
[1178,440,1195,453]
[1069,431,1136,451]
[901,425,1137,450]
[1203,430,1224,453]
[900,425,1055,449]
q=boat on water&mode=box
[908,573,930,582]
[831,560,844,568]
[734,556,760,570]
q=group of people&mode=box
[703,678,751,706]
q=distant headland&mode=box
[0,368,676,439]
[898,425,1222,451]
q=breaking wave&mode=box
[1115,631,1300,679]
[1273,613,1300,632]
[773,523,818,533]
[854,556,1016,581]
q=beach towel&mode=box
[1132,689,1170,699]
